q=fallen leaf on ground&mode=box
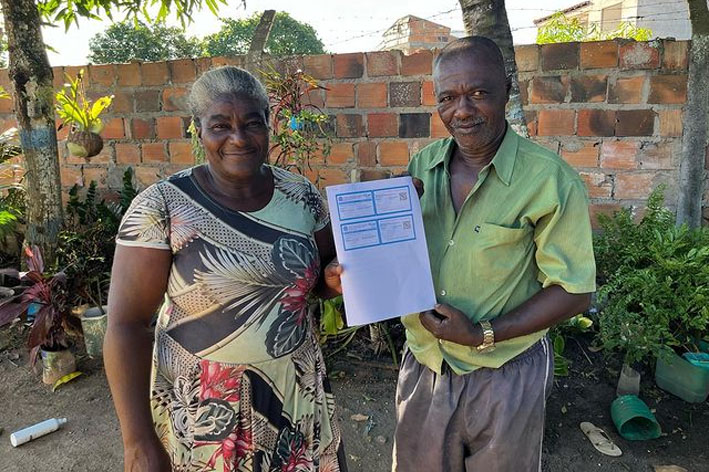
[350,413,369,422]
[653,466,688,472]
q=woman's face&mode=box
[198,94,269,181]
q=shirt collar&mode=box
[425,123,519,186]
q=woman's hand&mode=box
[124,436,171,472]
[323,259,344,296]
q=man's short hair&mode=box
[433,36,506,79]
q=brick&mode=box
[169,141,194,165]
[561,141,599,167]
[101,118,125,139]
[52,67,65,89]
[194,58,213,77]
[616,110,655,136]
[648,75,687,104]
[366,51,399,77]
[142,143,167,162]
[578,110,615,137]
[170,59,196,84]
[580,171,613,198]
[157,116,184,139]
[60,166,83,187]
[662,40,689,69]
[368,113,398,137]
[615,173,654,199]
[570,75,607,103]
[318,168,348,186]
[390,82,421,107]
[620,42,660,70]
[356,142,377,167]
[303,89,325,109]
[399,113,430,138]
[303,55,333,80]
[658,109,683,137]
[379,141,409,166]
[211,56,242,68]
[115,143,141,164]
[608,76,645,104]
[83,167,108,187]
[590,203,621,228]
[89,64,115,88]
[334,53,364,79]
[541,43,579,71]
[537,110,575,136]
[360,169,391,181]
[0,95,13,113]
[63,66,83,85]
[134,90,161,113]
[136,166,161,186]
[637,141,675,170]
[401,50,432,76]
[162,87,190,112]
[530,76,567,104]
[431,113,450,138]
[601,140,639,169]
[580,41,618,69]
[326,83,355,108]
[117,63,141,87]
[422,81,436,106]
[327,143,354,165]
[336,114,363,137]
[518,79,529,105]
[142,61,170,86]
[131,118,155,139]
[111,91,133,114]
[514,44,539,72]
[525,111,537,137]
[356,82,387,108]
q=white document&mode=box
[326,176,436,326]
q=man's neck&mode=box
[453,124,507,171]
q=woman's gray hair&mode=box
[188,66,270,125]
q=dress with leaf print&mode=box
[116,165,346,472]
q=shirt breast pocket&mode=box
[474,223,534,285]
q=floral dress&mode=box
[116,165,346,472]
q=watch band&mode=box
[476,320,495,352]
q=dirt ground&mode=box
[1,323,708,472]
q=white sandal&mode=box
[580,422,623,457]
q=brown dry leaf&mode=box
[653,466,688,472]
[350,413,369,422]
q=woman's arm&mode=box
[313,223,343,299]
[104,245,172,471]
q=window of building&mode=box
[601,2,623,32]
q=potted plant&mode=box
[596,188,709,401]
[0,245,80,384]
[55,69,113,158]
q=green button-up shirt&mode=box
[404,126,596,375]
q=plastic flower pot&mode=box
[655,350,709,403]
[81,305,108,359]
[616,363,641,397]
[40,348,76,385]
[610,394,661,441]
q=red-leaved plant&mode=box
[0,245,76,364]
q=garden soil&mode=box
[1,324,708,472]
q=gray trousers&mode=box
[392,338,553,472]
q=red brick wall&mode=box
[0,40,703,226]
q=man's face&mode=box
[434,53,509,152]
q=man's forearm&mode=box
[489,285,591,344]
[104,322,158,446]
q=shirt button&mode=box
[440,289,447,296]
[448,239,455,246]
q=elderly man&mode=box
[391,36,596,471]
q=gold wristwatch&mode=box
[476,320,496,353]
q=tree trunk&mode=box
[676,0,709,228]
[458,0,528,137]
[1,0,63,261]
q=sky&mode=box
[39,0,582,66]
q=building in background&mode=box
[533,0,691,40]
[378,15,458,53]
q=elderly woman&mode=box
[105,66,346,472]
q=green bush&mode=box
[596,188,709,365]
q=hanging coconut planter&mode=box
[67,129,104,158]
